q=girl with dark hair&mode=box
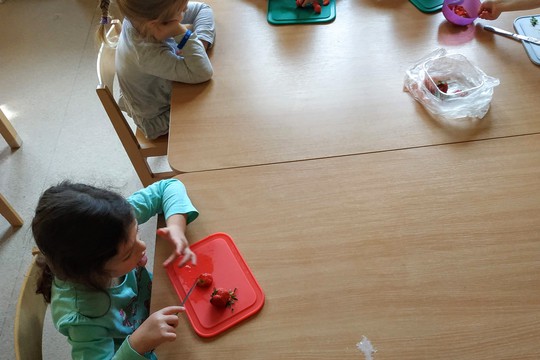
[32,179,198,359]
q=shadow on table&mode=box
[437,20,477,45]
[172,81,213,106]
[412,101,493,138]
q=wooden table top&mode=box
[151,133,540,359]
[167,0,540,172]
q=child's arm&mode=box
[127,179,199,266]
[479,0,540,20]
[127,179,198,225]
[64,326,152,359]
[143,30,214,84]
[127,305,184,356]
[180,2,215,50]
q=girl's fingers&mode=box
[165,314,180,327]
[162,252,177,267]
[158,228,189,267]
[156,227,169,237]
[161,305,184,315]
[162,242,182,266]
[178,247,196,267]
[188,249,197,265]
[158,323,178,339]
[163,331,177,341]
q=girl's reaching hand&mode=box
[157,215,197,267]
[129,306,184,355]
[478,1,503,20]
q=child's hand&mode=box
[478,1,502,20]
[151,20,187,42]
[156,223,197,267]
[129,306,184,355]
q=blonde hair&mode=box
[97,0,113,46]
[97,0,187,44]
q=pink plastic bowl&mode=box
[442,0,480,26]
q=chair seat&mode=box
[135,129,168,157]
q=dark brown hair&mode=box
[32,181,134,303]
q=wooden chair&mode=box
[0,193,23,227]
[0,109,23,226]
[14,248,48,360]
[96,20,179,187]
[0,108,22,148]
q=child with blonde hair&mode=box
[98,0,215,139]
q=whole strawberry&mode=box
[210,287,238,310]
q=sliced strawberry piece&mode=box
[196,273,213,288]
[436,81,449,93]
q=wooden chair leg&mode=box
[0,109,22,149]
[0,193,23,227]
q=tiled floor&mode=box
[0,0,161,357]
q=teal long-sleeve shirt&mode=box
[50,179,198,359]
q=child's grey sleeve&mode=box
[182,2,216,47]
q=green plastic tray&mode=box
[267,0,336,25]
[409,0,443,13]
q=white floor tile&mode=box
[0,0,159,357]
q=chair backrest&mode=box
[96,20,121,92]
[0,192,24,227]
[0,110,24,226]
[96,20,178,187]
[0,108,22,148]
[14,249,48,360]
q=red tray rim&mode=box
[166,232,265,337]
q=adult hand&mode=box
[157,224,197,267]
[478,1,503,20]
[129,306,184,355]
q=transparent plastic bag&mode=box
[403,48,500,122]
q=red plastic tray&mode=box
[166,233,265,338]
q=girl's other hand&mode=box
[129,306,184,354]
[478,1,502,20]
[156,223,197,268]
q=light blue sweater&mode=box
[51,179,198,359]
